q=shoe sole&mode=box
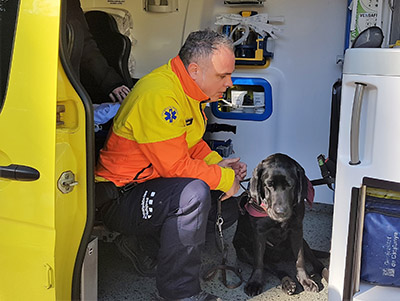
[115,236,157,277]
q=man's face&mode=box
[192,46,235,102]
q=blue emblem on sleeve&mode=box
[163,106,178,123]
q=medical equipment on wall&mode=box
[349,0,383,43]
[215,12,283,67]
[143,0,178,13]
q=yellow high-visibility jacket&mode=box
[96,56,235,192]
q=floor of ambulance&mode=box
[97,203,333,301]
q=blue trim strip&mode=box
[344,0,353,50]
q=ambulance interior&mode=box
[73,0,400,300]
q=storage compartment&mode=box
[342,178,400,300]
[361,187,400,287]
[211,77,272,121]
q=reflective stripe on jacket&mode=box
[96,56,235,192]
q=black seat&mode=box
[84,10,134,89]
[65,19,85,79]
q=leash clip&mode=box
[216,215,224,235]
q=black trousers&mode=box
[96,178,239,299]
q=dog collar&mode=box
[245,202,269,218]
[306,178,314,207]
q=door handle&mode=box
[350,82,367,165]
[0,164,40,181]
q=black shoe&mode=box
[156,291,222,301]
[114,234,157,277]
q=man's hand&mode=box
[221,175,241,201]
[218,157,247,181]
[109,85,131,103]
[218,157,247,201]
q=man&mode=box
[95,29,246,301]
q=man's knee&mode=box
[180,179,211,215]
[173,179,211,242]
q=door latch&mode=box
[56,104,65,126]
[58,171,78,194]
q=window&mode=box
[0,0,20,112]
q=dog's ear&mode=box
[249,162,266,204]
[294,162,308,204]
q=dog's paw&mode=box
[281,276,296,295]
[298,276,319,292]
[297,270,319,292]
[244,280,264,297]
[244,269,265,297]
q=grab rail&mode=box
[350,82,367,165]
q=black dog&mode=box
[233,153,329,296]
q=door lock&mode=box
[56,104,65,126]
[58,171,78,194]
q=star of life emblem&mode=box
[163,106,178,123]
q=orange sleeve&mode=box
[189,139,212,159]
[189,139,224,165]
[138,134,234,192]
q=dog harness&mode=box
[245,178,315,218]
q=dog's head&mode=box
[249,153,308,222]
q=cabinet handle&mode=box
[350,82,367,165]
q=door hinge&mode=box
[58,170,78,194]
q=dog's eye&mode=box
[266,180,274,187]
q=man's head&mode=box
[179,29,235,102]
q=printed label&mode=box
[141,190,156,219]
[383,231,399,277]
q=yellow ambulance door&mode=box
[0,0,94,300]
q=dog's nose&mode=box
[273,205,286,215]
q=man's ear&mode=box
[187,62,200,80]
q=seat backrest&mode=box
[65,19,84,80]
[84,10,134,88]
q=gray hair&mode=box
[179,29,234,68]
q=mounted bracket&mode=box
[58,170,78,194]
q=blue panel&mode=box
[210,77,273,121]
[344,0,353,50]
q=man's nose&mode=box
[225,76,233,88]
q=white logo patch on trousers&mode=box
[141,190,155,219]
